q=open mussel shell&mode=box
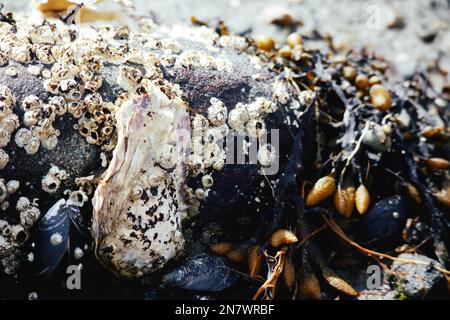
[161,254,239,292]
[355,196,407,250]
[30,199,78,277]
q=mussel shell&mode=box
[162,254,238,292]
[355,196,407,250]
[31,199,77,277]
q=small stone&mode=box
[389,254,445,299]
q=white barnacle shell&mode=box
[246,118,266,138]
[246,100,264,119]
[228,103,249,130]
[24,137,40,155]
[28,65,42,76]
[0,86,16,108]
[74,247,84,260]
[0,179,7,203]
[212,158,225,171]
[0,113,19,134]
[207,98,227,126]
[41,175,61,193]
[272,80,290,104]
[11,43,32,64]
[158,143,177,169]
[0,128,9,148]
[117,65,143,92]
[23,110,42,127]
[59,79,82,101]
[5,66,17,77]
[0,52,8,66]
[131,185,144,201]
[299,90,316,106]
[48,96,67,116]
[22,95,42,112]
[11,224,28,245]
[42,165,68,193]
[0,201,8,211]
[0,219,11,237]
[203,143,222,168]
[43,78,60,94]
[35,44,55,64]
[16,197,30,212]
[50,233,63,246]
[41,134,58,150]
[145,166,167,187]
[20,206,41,229]
[187,154,205,176]
[0,149,9,169]
[6,180,19,194]
[201,175,214,188]
[69,190,88,207]
[14,128,32,148]
[0,102,11,119]
[29,24,55,45]
[258,144,277,167]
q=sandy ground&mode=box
[4,0,450,83]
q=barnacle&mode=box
[42,165,68,194]
[258,144,277,168]
[0,149,9,169]
[16,197,30,212]
[207,98,227,126]
[24,137,40,155]
[117,65,143,91]
[20,206,41,229]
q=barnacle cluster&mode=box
[0,194,40,274]
[78,93,116,151]
[41,165,68,194]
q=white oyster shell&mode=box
[92,84,190,277]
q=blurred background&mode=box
[4,0,450,85]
